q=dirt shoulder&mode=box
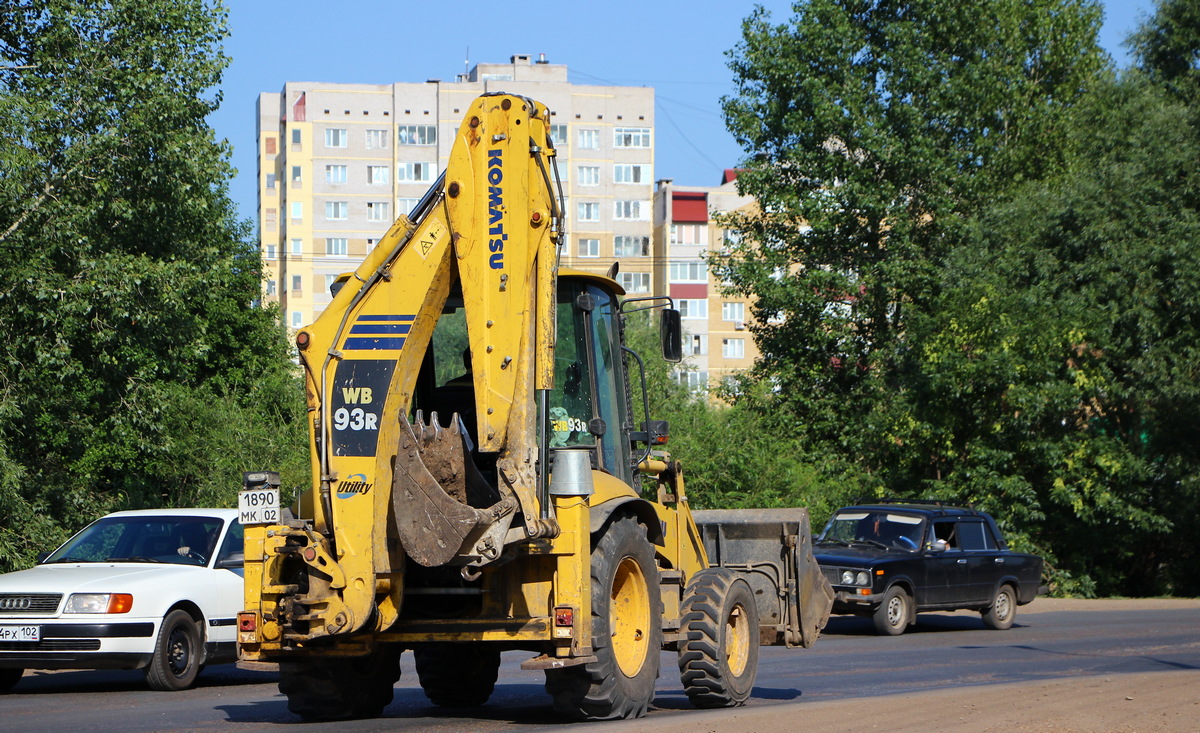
[596,599,1200,733]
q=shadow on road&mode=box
[820,613,1028,636]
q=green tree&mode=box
[715,0,1107,449]
[0,1,306,570]
[875,0,1200,594]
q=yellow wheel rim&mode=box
[610,556,651,677]
[725,602,751,677]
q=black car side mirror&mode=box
[928,539,949,553]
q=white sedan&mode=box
[0,508,244,691]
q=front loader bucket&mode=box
[391,412,495,567]
[692,508,834,648]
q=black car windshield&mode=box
[43,515,224,568]
[819,510,925,551]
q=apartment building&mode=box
[256,54,655,328]
[653,172,759,390]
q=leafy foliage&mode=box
[718,0,1200,595]
[0,1,306,571]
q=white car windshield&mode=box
[44,515,225,567]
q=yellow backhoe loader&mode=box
[237,92,833,721]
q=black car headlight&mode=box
[838,569,871,587]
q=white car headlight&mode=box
[856,571,870,586]
[64,593,133,614]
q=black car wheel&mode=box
[873,586,910,636]
[0,667,23,691]
[145,609,202,691]
[982,584,1017,630]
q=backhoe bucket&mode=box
[391,412,496,567]
[692,508,834,647]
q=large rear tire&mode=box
[278,644,402,721]
[413,642,501,707]
[678,568,759,708]
[145,609,202,691]
[545,513,662,720]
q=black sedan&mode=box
[813,501,1043,635]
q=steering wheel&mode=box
[897,535,918,549]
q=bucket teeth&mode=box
[391,412,494,567]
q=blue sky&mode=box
[210,0,1156,222]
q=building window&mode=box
[325,237,348,256]
[578,128,599,149]
[550,123,568,146]
[613,200,647,220]
[291,275,303,293]
[398,162,434,182]
[291,311,302,328]
[290,202,303,222]
[578,238,599,258]
[614,127,651,148]
[618,272,651,293]
[325,128,347,148]
[264,208,277,230]
[367,165,390,185]
[577,202,599,222]
[291,165,302,184]
[291,129,301,146]
[264,243,276,259]
[398,125,437,145]
[324,274,337,294]
[367,201,390,222]
[265,137,277,155]
[266,279,277,296]
[577,165,600,186]
[722,338,745,359]
[676,370,708,389]
[722,302,745,322]
[669,262,707,283]
[614,164,649,184]
[397,198,420,216]
[678,299,707,319]
[290,238,303,256]
[325,164,347,184]
[325,201,348,220]
[670,223,708,245]
[689,334,707,356]
[365,129,389,149]
[266,173,276,190]
[614,235,649,257]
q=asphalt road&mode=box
[3,599,1197,732]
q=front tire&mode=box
[279,643,402,721]
[982,584,1017,630]
[0,668,23,691]
[678,568,759,708]
[413,642,501,707]
[545,513,662,720]
[145,609,202,691]
[873,586,911,636]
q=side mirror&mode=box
[929,539,948,553]
[661,308,682,363]
[217,552,245,570]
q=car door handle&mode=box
[994,558,1005,564]
[957,558,967,564]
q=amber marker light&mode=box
[108,594,134,613]
[296,331,310,350]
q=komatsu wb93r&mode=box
[237,93,833,721]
